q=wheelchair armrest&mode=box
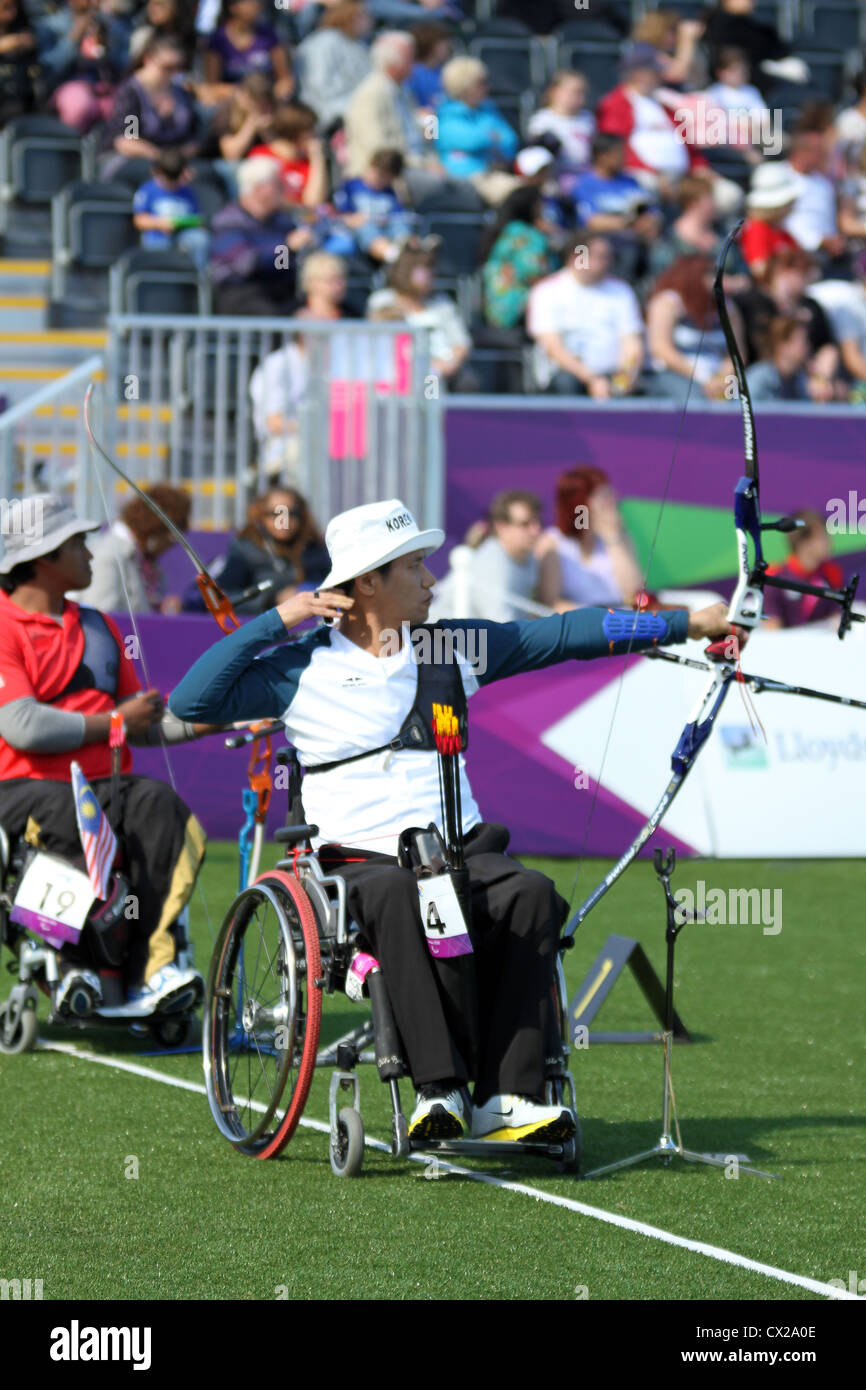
[273,824,319,846]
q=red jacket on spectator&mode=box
[597,85,710,179]
[740,218,798,269]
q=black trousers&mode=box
[319,823,568,1103]
[0,776,206,987]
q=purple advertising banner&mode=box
[443,402,866,572]
[119,405,866,855]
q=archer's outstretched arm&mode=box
[436,606,691,687]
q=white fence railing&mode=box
[0,355,107,518]
[105,314,445,532]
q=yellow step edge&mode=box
[28,441,167,458]
[116,405,173,422]
[113,479,236,495]
[0,260,52,275]
[0,296,47,309]
[30,403,172,421]
[0,367,104,380]
[0,330,106,347]
[0,367,65,380]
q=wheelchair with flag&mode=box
[0,822,198,1054]
[203,735,580,1176]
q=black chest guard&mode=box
[303,624,468,777]
[50,607,121,703]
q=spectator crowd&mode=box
[4,0,866,405]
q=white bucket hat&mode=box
[320,498,444,589]
[515,145,555,178]
[0,493,99,574]
[746,162,800,211]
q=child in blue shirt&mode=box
[330,149,416,263]
[132,150,210,271]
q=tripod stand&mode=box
[582,847,779,1181]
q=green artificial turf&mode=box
[1,843,864,1301]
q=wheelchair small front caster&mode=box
[0,991,38,1054]
[149,1015,192,1048]
[330,1106,364,1178]
[555,1119,582,1175]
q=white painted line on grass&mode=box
[38,1039,862,1302]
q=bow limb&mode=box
[707,222,765,656]
[83,381,240,634]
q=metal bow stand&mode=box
[582,847,779,1181]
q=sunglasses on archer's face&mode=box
[267,508,304,521]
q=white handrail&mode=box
[0,354,106,518]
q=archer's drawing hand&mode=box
[277,590,354,630]
[119,688,164,737]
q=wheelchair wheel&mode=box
[204,870,322,1159]
[0,996,38,1054]
[330,1106,364,1178]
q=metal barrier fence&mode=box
[104,314,444,532]
[0,355,107,518]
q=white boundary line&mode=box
[37,1040,862,1302]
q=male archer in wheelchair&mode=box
[171,498,734,1144]
[0,494,222,1020]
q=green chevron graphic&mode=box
[619,500,866,590]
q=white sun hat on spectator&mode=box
[746,162,800,211]
[515,146,555,178]
[320,498,444,589]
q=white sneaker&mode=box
[98,963,204,1019]
[54,970,102,1019]
[472,1093,576,1143]
[408,1085,470,1141]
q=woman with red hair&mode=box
[536,466,642,612]
[645,253,744,403]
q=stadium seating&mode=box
[801,1,865,51]
[467,36,549,94]
[489,91,534,141]
[792,49,853,103]
[108,248,210,318]
[419,211,493,278]
[415,182,487,215]
[2,0,864,399]
[0,116,90,239]
[553,18,624,46]
[51,180,137,308]
[559,42,622,104]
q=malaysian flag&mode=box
[71,762,117,901]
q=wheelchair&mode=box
[0,823,198,1054]
[203,747,581,1176]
